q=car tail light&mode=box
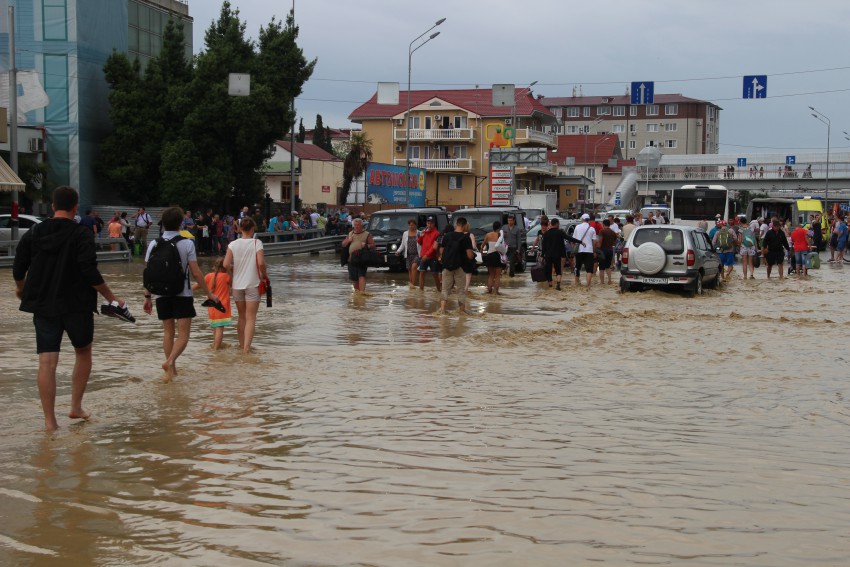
[687,250,695,266]
[622,247,629,262]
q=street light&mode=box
[405,18,446,206]
[809,106,830,210]
[592,134,615,212]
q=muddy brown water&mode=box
[1,253,849,565]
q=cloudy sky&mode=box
[190,0,850,155]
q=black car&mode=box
[457,206,529,272]
[367,207,451,271]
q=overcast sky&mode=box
[190,0,850,156]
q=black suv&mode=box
[367,207,451,271]
[456,206,529,272]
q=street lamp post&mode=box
[405,18,445,206]
[592,134,614,213]
[809,106,830,210]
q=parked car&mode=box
[458,206,528,272]
[620,224,721,296]
[367,207,451,271]
[0,214,43,241]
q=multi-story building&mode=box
[541,94,721,160]
[348,88,558,208]
[0,0,192,205]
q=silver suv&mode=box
[620,224,721,296]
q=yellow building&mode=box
[349,88,558,208]
[262,142,343,207]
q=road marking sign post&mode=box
[737,158,747,168]
[743,75,767,99]
[630,81,654,105]
[786,155,796,165]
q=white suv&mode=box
[620,224,721,296]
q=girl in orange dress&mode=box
[193,258,232,349]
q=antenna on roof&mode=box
[579,85,583,97]
[572,85,576,97]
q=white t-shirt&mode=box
[759,222,769,239]
[145,231,196,297]
[310,212,319,227]
[229,237,264,290]
[573,223,597,253]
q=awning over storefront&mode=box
[0,157,26,192]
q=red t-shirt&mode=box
[790,227,809,252]
[418,227,440,259]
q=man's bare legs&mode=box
[38,344,92,432]
[161,318,191,382]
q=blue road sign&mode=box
[737,158,747,168]
[630,81,654,105]
[743,75,767,99]
[786,155,796,165]
[614,191,621,206]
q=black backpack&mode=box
[143,236,187,296]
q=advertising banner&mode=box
[490,165,512,206]
[365,163,426,207]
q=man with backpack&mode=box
[142,207,218,383]
[438,217,474,314]
[713,221,735,280]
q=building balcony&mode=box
[514,128,558,148]
[515,163,558,176]
[394,158,475,172]
[394,128,475,142]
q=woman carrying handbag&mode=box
[224,217,268,354]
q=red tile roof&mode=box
[349,88,556,122]
[275,141,340,161]
[304,127,359,140]
[548,134,622,165]
[541,93,719,108]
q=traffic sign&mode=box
[630,81,654,105]
[786,155,796,165]
[614,191,621,206]
[742,75,767,99]
[737,158,747,167]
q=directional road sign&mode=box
[786,155,796,165]
[631,81,654,105]
[614,191,621,206]
[743,75,767,99]
[737,158,747,168]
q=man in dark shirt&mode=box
[79,209,97,234]
[597,219,618,285]
[501,215,521,277]
[13,186,125,432]
[762,220,790,280]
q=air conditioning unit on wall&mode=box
[434,115,442,121]
[504,118,512,125]
[28,138,45,152]
[395,145,402,153]
[396,119,403,125]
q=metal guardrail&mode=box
[0,237,131,268]
[254,230,344,256]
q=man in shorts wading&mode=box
[762,220,790,280]
[417,216,442,292]
[143,207,217,383]
[438,217,474,314]
[13,186,126,431]
[573,213,597,288]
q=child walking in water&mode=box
[193,258,232,350]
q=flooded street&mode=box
[1,253,849,566]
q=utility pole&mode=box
[8,5,19,239]
[289,0,296,215]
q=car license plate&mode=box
[640,277,667,284]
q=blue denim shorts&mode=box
[719,252,735,267]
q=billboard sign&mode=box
[365,162,426,206]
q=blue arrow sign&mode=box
[630,81,654,105]
[786,155,796,165]
[737,158,747,167]
[743,75,767,99]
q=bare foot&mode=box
[171,363,179,376]
[45,419,59,432]
[161,361,174,383]
[68,409,90,421]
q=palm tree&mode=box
[340,132,372,206]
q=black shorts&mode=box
[155,296,197,321]
[766,251,785,266]
[348,262,367,281]
[33,312,94,354]
[574,252,594,275]
[598,248,614,270]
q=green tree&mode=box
[296,118,305,143]
[98,2,314,209]
[323,126,334,154]
[340,132,372,206]
[312,114,326,150]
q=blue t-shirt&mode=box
[838,222,847,243]
[269,216,281,232]
[79,215,97,231]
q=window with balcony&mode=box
[408,116,420,129]
[665,140,677,148]
[646,124,659,132]
[567,107,580,118]
[408,146,420,159]
[614,106,625,117]
[629,106,637,117]
[664,123,678,132]
[597,106,611,116]
[453,116,467,128]
[452,145,468,159]
[665,104,678,115]
[583,106,591,117]
[613,124,625,133]
[646,105,659,116]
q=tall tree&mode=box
[340,132,372,206]
[296,118,306,143]
[312,114,326,149]
[323,126,334,154]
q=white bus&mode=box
[670,184,730,226]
